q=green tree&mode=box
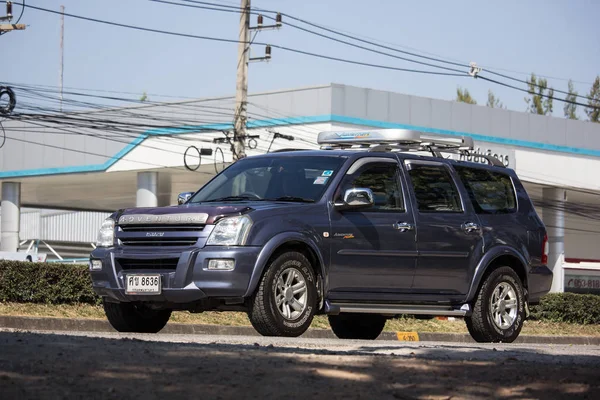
[456,87,476,104]
[525,73,554,115]
[586,76,600,123]
[564,80,578,120]
[486,90,505,109]
[140,91,148,102]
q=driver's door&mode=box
[328,157,418,301]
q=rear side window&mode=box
[406,164,463,213]
[454,166,517,214]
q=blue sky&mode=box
[2,0,599,118]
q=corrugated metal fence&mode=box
[0,208,111,243]
[40,211,110,243]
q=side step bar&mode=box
[325,300,471,317]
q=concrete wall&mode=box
[330,84,600,152]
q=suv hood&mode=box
[116,202,302,225]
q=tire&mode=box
[248,251,317,337]
[465,267,525,343]
[328,313,386,340]
[103,300,171,333]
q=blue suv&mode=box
[89,129,552,343]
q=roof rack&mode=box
[317,129,505,167]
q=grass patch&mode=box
[1,302,600,337]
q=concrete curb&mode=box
[1,315,599,345]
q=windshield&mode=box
[189,155,346,203]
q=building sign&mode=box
[564,271,600,295]
[445,143,515,168]
[459,147,512,168]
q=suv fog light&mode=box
[90,260,102,271]
[207,259,235,270]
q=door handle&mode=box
[462,222,480,233]
[393,222,414,232]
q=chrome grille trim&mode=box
[119,237,198,247]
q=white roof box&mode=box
[317,129,473,150]
[317,129,474,151]
[315,128,507,167]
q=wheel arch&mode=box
[244,232,325,300]
[467,247,528,303]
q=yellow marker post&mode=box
[396,331,420,342]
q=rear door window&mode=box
[454,166,517,214]
[405,163,463,213]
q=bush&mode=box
[1,261,599,325]
[530,293,600,325]
[0,260,100,305]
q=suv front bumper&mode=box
[89,246,262,304]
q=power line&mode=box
[3,80,202,101]
[157,0,466,75]
[478,75,598,110]
[176,1,595,99]
[151,0,253,16]
[480,65,595,86]
[20,3,468,77]
[2,86,239,163]
[485,70,591,101]
[2,84,326,168]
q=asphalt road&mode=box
[1,328,599,400]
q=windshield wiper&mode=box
[267,196,315,203]
[203,196,254,202]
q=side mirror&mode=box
[177,192,194,205]
[334,188,374,210]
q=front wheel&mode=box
[465,267,525,343]
[328,313,386,340]
[248,252,317,337]
[103,300,171,333]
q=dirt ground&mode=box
[0,330,599,400]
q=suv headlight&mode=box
[96,218,115,247]
[206,215,252,246]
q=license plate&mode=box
[125,274,161,295]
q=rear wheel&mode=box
[103,300,171,333]
[248,252,317,337]
[465,267,525,343]
[328,313,386,340]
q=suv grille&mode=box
[120,224,204,232]
[119,237,199,247]
[117,258,179,270]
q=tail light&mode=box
[541,233,549,265]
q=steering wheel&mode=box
[240,191,261,200]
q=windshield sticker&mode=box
[322,170,333,177]
[313,176,329,185]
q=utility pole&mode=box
[59,5,65,112]
[232,0,281,160]
[232,0,250,160]
[0,2,26,34]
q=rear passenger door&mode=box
[404,160,484,295]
